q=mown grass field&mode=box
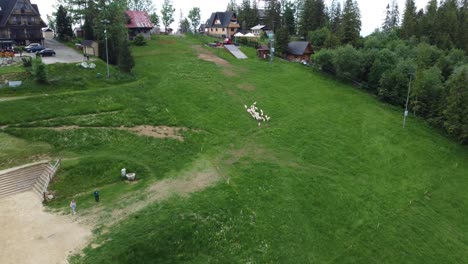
[0,35,467,263]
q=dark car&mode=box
[36,48,56,57]
[25,44,45,53]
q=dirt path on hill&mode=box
[0,157,223,263]
[0,191,92,264]
[192,45,239,77]
[88,162,222,230]
[36,125,191,141]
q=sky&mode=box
[33,0,431,36]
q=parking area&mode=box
[30,38,87,64]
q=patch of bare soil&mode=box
[192,45,239,77]
[119,125,188,141]
[104,164,221,227]
[198,53,231,68]
[33,125,191,141]
[238,83,256,91]
[0,191,91,264]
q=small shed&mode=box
[257,45,269,59]
[42,28,54,39]
[82,40,99,56]
[125,10,154,39]
[74,27,84,38]
[286,41,314,62]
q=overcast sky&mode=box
[34,0,431,36]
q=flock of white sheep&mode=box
[244,102,270,126]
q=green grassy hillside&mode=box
[0,36,466,263]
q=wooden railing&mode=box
[40,159,61,200]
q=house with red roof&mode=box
[125,10,154,40]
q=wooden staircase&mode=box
[0,160,60,199]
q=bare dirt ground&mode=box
[0,191,92,264]
[37,125,191,141]
[192,45,240,77]
[0,158,223,263]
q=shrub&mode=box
[32,57,48,83]
[133,34,147,46]
[332,44,362,80]
[312,49,335,73]
[21,56,33,68]
[14,46,25,56]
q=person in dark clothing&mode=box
[94,190,100,202]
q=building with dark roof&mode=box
[125,10,154,40]
[0,0,47,48]
[205,11,239,39]
[286,41,314,62]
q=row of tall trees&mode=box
[227,0,362,48]
[52,0,136,72]
[294,0,467,144]
[399,0,468,53]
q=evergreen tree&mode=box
[118,39,134,73]
[226,0,237,12]
[391,1,400,28]
[238,0,253,30]
[382,1,399,32]
[95,0,132,69]
[299,0,326,37]
[400,0,417,39]
[275,26,290,55]
[282,1,296,35]
[266,0,282,32]
[383,3,392,32]
[458,0,468,53]
[251,0,260,27]
[329,0,342,33]
[179,18,190,33]
[434,0,458,49]
[339,0,361,46]
[421,0,438,44]
[32,57,48,84]
[55,5,74,41]
[83,0,97,40]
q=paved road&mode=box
[36,38,86,64]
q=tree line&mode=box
[229,0,467,144]
[308,0,467,144]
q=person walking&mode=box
[94,190,100,202]
[70,199,77,215]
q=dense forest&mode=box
[231,0,467,144]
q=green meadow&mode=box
[0,35,466,263]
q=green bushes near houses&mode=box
[133,34,147,46]
[32,57,48,84]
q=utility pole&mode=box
[403,73,414,128]
[101,19,110,79]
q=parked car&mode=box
[36,48,56,57]
[25,44,45,53]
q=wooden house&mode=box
[125,10,154,40]
[286,41,314,62]
[0,0,47,48]
[205,11,239,39]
